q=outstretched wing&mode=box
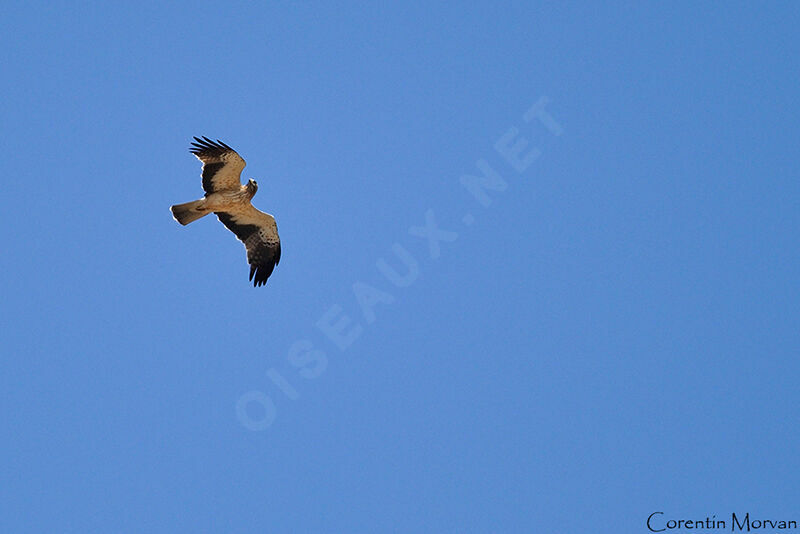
[215,204,281,287]
[189,136,246,195]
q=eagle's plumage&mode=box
[189,137,247,195]
[171,137,281,287]
[216,206,281,287]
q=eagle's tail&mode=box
[171,199,210,225]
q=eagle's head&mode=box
[247,179,259,196]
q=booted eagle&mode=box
[171,137,281,287]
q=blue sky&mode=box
[1,2,799,532]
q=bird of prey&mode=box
[171,137,281,287]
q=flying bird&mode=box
[171,137,281,287]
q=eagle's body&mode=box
[171,137,281,287]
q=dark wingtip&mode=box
[190,136,210,153]
[190,136,235,156]
[249,265,275,287]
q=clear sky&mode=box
[1,2,799,533]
